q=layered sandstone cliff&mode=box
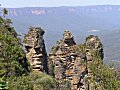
[24,27,48,73]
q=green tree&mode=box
[2,8,8,18]
[0,9,29,78]
[89,51,120,90]
[8,72,56,90]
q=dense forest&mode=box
[0,8,120,90]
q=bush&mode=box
[89,51,120,90]
[0,78,8,90]
[7,72,56,90]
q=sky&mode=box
[0,0,120,8]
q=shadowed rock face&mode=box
[24,27,48,73]
[85,35,104,61]
[63,31,76,46]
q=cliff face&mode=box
[49,31,104,90]
[24,27,48,73]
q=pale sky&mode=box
[0,0,120,8]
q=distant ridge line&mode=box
[1,5,120,9]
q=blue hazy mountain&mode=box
[1,5,120,64]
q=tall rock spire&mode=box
[85,35,104,62]
[85,35,104,90]
[49,30,88,90]
[24,27,48,73]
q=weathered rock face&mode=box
[85,35,104,61]
[24,27,48,73]
[85,35,104,90]
[49,31,104,90]
[85,35,104,73]
[49,31,88,90]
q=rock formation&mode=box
[85,35,104,75]
[23,28,104,90]
[49,31,88,90]
[24,27,48,73]
[49,31,104,90]
[85,35,104,61]
[85,35,104,90]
